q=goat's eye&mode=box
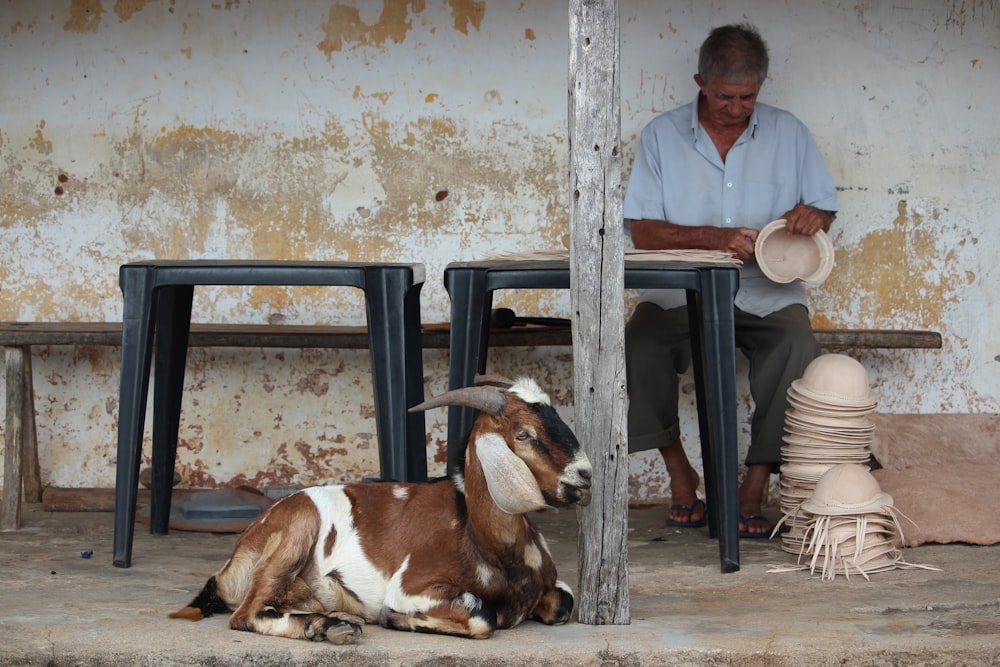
[515,426,537,442]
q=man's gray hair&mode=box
[698,23,769,85]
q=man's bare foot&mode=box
[738,463,775,536]
[738,512,771,535]
[659,442,705,526]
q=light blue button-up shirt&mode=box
[624,96,839,317]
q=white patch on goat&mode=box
[476,562,497,587]
[508,377,551,405]
[570,451,593,477]
[536,532,552,556]
[457,594,494,638]
[306,488,441,618]
[305,487,393,618]
[454,592,482,612]
[556,579,573,596]
[392,486,409,500]
[523,541,543,570]
[560,452,594,496]
[266,612,294,635]
[383,555,440,614]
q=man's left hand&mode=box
[782,203,834,235]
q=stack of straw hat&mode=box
[778,354,879,554]
[771,463,936,580]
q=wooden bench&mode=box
[0,320,942,530]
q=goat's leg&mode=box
[229,568,367,643]
[234,607,365,644]
[381,593,498,639]
[530,580,575,625]
[228,562,367,643]
[226,521,366,643]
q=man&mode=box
[623,24,838,537]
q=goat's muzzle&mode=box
[559,457,593,507]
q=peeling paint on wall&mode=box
[316,0,484,59]
[65,0,104,34]
[318,1,426,57]
[813,200,973,332]
[1,1,997,503]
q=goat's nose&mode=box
[573,465,593,490]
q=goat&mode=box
[169,376,593,643]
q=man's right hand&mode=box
[631,219,758,261]
[719,227,758,261]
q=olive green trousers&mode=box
[624,301,820,465]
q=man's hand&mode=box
[631,219,758,261]
[719,227,758,261]
[782,203,835,235]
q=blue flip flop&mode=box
[739,514,772,539]
[665,499,707,528]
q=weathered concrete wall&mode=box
[1,1,997,502]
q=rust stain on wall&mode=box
[360,110,566,236]
[113,0,159,22]
[0,193,44,231]
[317,0,427,58]
[447,0,485,34]
[353,85,393,105]
[3,100,567,323]
[812,200,970,331]
[149,124,250,166]
[177,434,377,489]
[65,0,105,33]
[295,367,332,397]
[317,0,484,60]
[28,121,53,155]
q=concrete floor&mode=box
[1,501,999,666]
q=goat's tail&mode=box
[169,576,231,621]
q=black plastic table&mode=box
[443,258,742,572]
[113,260,426,568]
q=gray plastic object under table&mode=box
[113,260,426,568]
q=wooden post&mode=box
[22,350,42,503]
[2,346,25,529]
[568,0,629,624]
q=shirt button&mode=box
[727,182,733,188]
[725,217,732,224]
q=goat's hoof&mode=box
[324,622,362,644]
[323,612,364,645]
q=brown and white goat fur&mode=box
[170,376,593,643]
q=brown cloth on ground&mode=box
[870,413,1000,547]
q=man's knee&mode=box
[625,303,690,363]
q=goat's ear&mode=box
[474,433,551,514]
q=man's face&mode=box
[694,74,761,128]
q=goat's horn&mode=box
[474,374,515,389]
[409,386,506,415]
